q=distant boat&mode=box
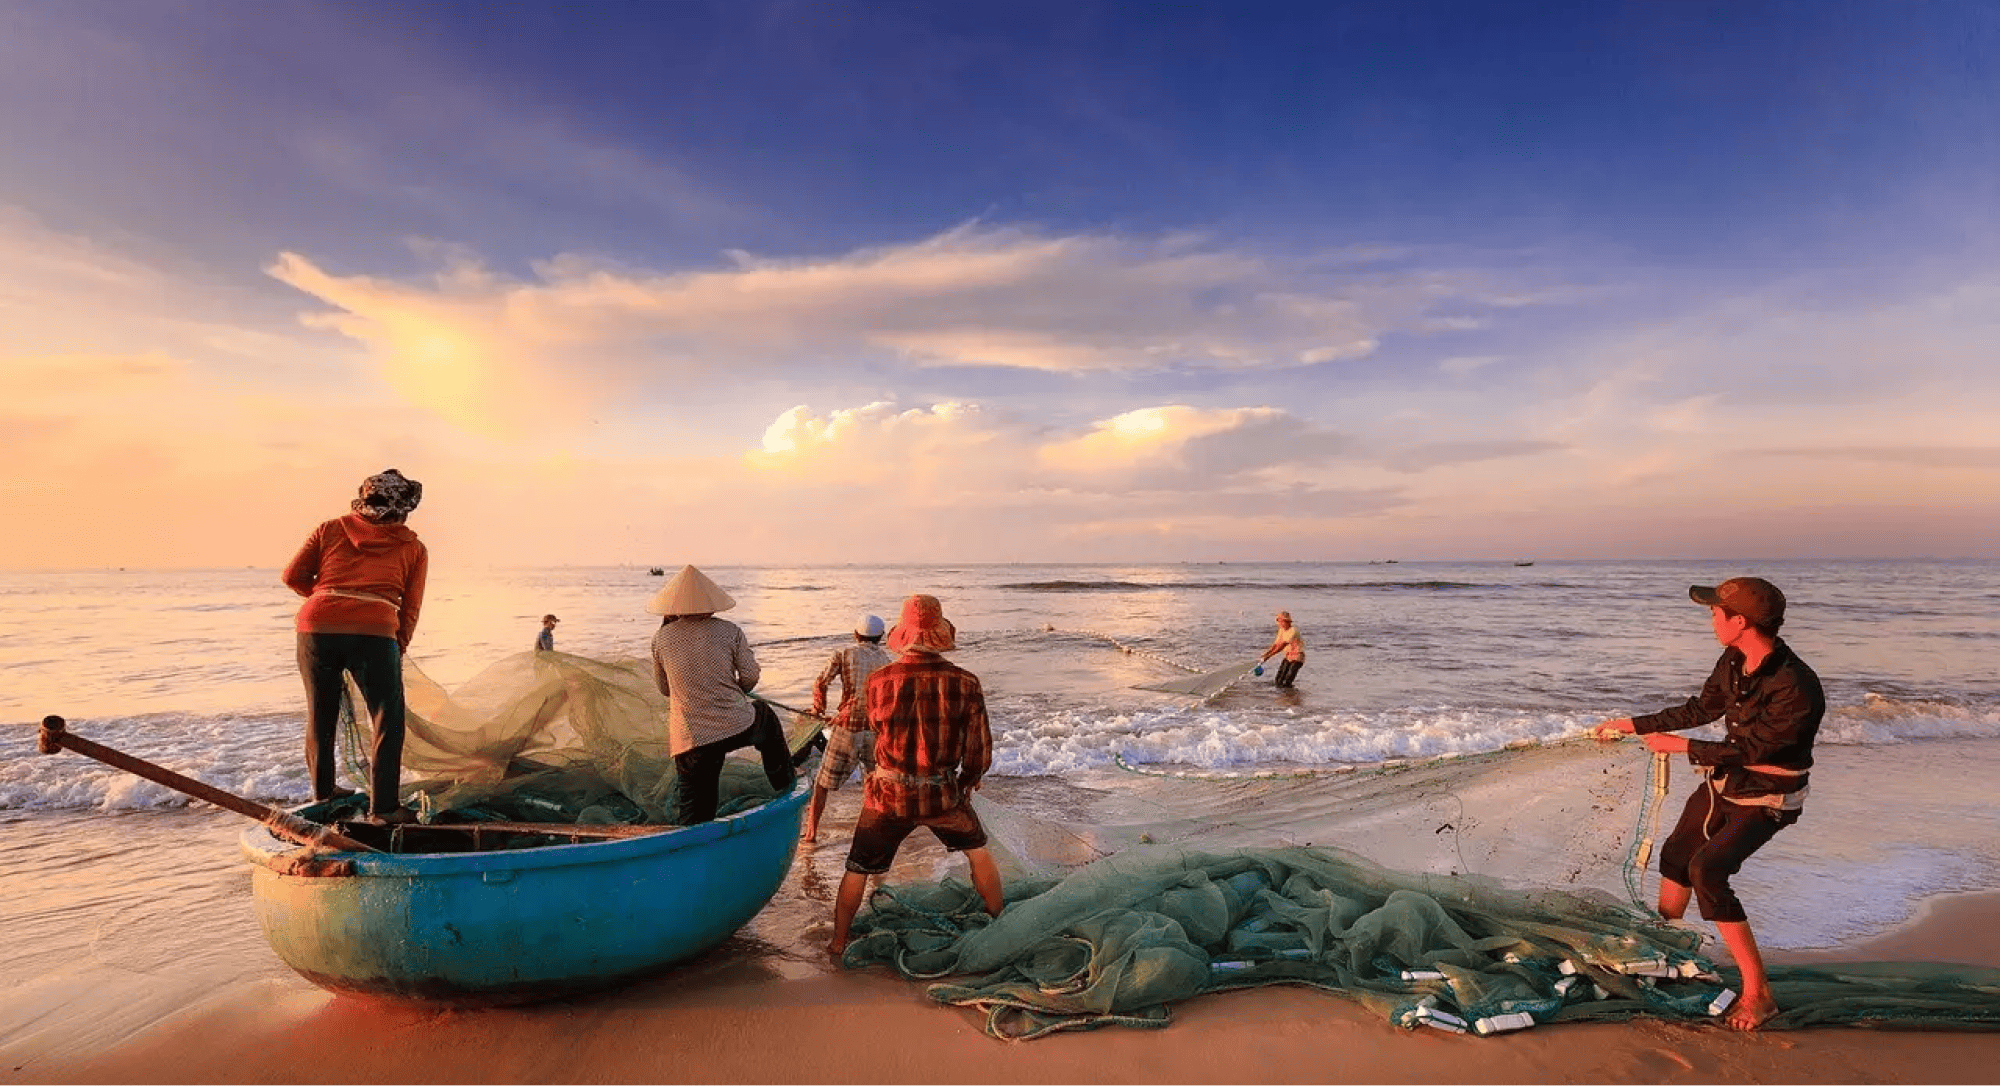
[1514,561,1535,567]
[648,567,665,576]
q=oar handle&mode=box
[37,716,377,853]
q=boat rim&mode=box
[240,772,812,877]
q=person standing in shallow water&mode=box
[1593,577,1824,1032]
[802,613,892,842]
[534,614,559,652]
[282,469,428,825]
[647,565,796,825]
[829,594,1001,959]
[1259,611,1305,687]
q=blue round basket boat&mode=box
[240,775,810,1005]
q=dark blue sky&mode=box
[4,0,1994,277]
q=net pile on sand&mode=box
[842,842,2000,1039]
[335,651,816,826]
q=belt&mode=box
[1701,763,1810,811]
[313,588,400,611]
[869,767,957,788]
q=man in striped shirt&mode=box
[829,594,1001,959]
[802,613,892,842]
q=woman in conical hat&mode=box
[647,564,737,617]
[646,565,795,823]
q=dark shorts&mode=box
[844,801,988,875]
[1658,782,1800,923]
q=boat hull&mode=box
[241,776,810,1004]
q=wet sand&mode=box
[11,888,1999,1085]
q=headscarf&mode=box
[351,468,423,523]
[886,594,956,654]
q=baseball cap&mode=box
[855,613,886,638]
[1689,577,1785,628]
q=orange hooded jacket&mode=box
[282,514,429,649]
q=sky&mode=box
[2,0,1997,568]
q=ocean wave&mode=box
[0,711,308,813]
[989,695,2000,778]
[5,694,1993,813]
[999,579,1497,593]
[1820,693,2000,745]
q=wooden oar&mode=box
[37,715,378,853]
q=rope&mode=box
[1110,734,1600,783]
[755,696,827,721]
[1622,751,1672,911]
[1041,626,1208,675]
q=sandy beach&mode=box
[3,888,1993,1085]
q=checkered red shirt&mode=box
[862,652,992,819]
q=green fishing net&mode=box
[841,842,2000,1039]
[335,650,817,827]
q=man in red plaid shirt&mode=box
[829,594,1002,959]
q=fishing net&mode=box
[1133,659,1265,698]
[836,720,2000,1040]
[1050,626,1266,700]
[842,840,2000,1040]
[334,650,819,826]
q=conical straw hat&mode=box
[646,565,737,616]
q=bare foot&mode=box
[1725,994,1778,1031]
[801,823,819,843]
[827,939,848,964]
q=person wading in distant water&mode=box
[829,594,1001,959]
[534,613,559,652]
[1593,577,1824,1032]
[802,613,893,843]
[647,565,796,825]
[282,468,428,825]
[1259,610,1306,688]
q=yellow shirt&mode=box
[1273,625,1305,661]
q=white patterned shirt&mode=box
[815,641,893,730]
[650,616,761,756]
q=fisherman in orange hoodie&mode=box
[282,469,429,824]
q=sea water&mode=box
[2,559,1997,1038]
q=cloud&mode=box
[727,398,1402,559]
[267,224,1579,433]
[1377,439,1568,474]
[2,353,184,400]
[1439,354,1503,375]
[1763,445,2000,470]
[752,400,1359,496]
[1038,405,1351,490]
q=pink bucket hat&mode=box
[886,594,956,654]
